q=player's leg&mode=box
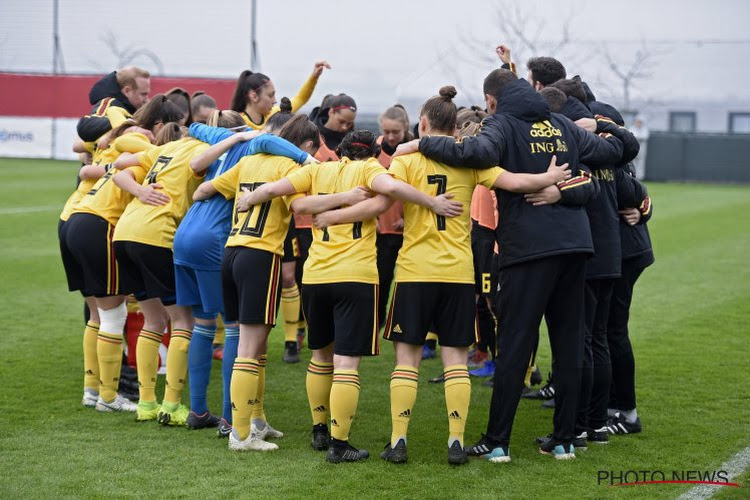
[280,259,300,363]
[158,302,194,426]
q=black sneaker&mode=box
[522,376,554,400]
[539,437,575,460]
[120,362,138,382]
[428,375,445,384]
[467,434,500,457]
[541,398,555,409]
[535,432,588,450]
[530,366,543,386]
[187,411,220,430]
[606,412,642,435]
[311,424,330,451]
[217,418,232,438]
[283,341,300,363]
[380,439,407,464]
[588,427,610,444]
[447,441,468,465]
[326,439,369,463]
[118,376,139,393]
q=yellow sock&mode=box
[136,328,163,403]
[164,328,191,405]
[390,365,419,446]
[330,369,360,441]
[83,322,100,392]
[251,355,268,423]
[97,329,123,402]
[231,357,260,440]
[426,332,438,342]
[306,360,333,426]
[281,285,300,343]
[444,364,471,447]
[214,315,225,346]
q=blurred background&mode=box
[1,0,749,181]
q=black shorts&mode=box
[472,221,497,298]
[114,241,176,305]
[384,282,478,347]
[282,219,300,263]
[64,212,119,297]
[302,282,379,356]
[222,246,281,325]
[58,218,86,295]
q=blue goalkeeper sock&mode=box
[188,323,216,415]
[222,325,239,423]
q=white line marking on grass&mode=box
[677,444,750,499]
[0,205,60,215]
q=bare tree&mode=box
[88,30,164,74]
[599,42,662,111]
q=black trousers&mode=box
[476,296,496,357]
[607,257,648,411]
[486,253,586,445]
[376,233,402,325]
[576,278,615,433]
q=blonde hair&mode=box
[206,110,246,129]
[116,66,151,90]
[154,122,184,145]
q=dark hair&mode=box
[456,105,487,128]
[483,69,518,100]
[230,70,271,112]
[526,57,567,87]
[539,87,568,113]
[110,94,184,138]
[265,97,294,132]
[154,122,183,145]
[321,93,357,114]
[420,86,458,133]
[190,92,216,116]
[550,78,587,104]
[336,130,380,160]
[166,87,192,124]
[277,115,320,151]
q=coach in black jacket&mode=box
[417,69,625,458]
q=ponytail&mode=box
[231,70,271,112]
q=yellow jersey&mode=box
[241,74,319,130]
[211,154,302,255]
[286,157,389,285]
[389,152,504,284]
[72,133,153,225]
[113,138,208,249]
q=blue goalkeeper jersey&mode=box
[173,123,308,271]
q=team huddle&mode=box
[58,44,653,465]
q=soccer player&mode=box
[191,115,322,451]
[65,96,184,412]
[234,129,463,462]
[190,92,217,124]
[407,70,625,462]
[186,103,315,437]
[230,60,330,130]
[357,86,570,465]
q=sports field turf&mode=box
[1,158,748,499]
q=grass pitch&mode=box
[0,158,748,499]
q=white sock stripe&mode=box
[193,325,217,338]
[225,326,240,338]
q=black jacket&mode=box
[419,78,625,269]
[77,72,135,142]
[616,164,654,264]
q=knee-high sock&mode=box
[188,324,216,415]
[97,329,123,402]
[281,285,300,343]
[136,328,163,404]
[214,314,225,346]
[231,357,260,440]
[444,365,471,447]
[251,354,268,423]
[164,328,192,405]
[306,360,334,426]
[330,369,360,442]
[426,332,438,342]
[83,322,100,392]
[221,325,239,423]
[390,365,419,446]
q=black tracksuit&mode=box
[419,78,624,445]
[77,72,137,142]
[608,165,654,411]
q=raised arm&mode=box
[288,61,331,111]
[370,173,463,217]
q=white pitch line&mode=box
[677,444,750,499]
[0,205,60,215]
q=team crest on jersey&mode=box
[555,138,568,152]
[530,120,562,138]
